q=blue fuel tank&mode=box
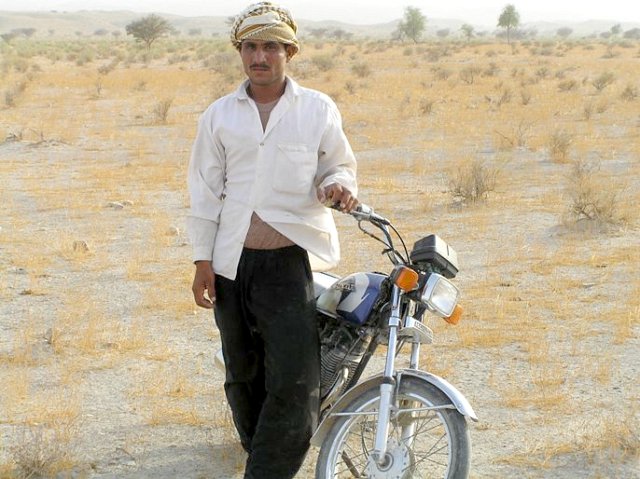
[315,272,387,325]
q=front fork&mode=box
[372,286,421,465]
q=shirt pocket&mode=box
[273,143,317,194]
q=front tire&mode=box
[316,377,471,478]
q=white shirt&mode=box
[187,77,357,280]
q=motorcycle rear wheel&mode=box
[315,377,471,478]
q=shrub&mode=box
[566,160,626,227]
[459,66,481,84]
[431,67,452,81]
[351,62,371,78]
[595,100,610,114]
[482,62,500,77]
[583,102,594,120]
[520,89,532,105]
[3,79,28,107]
[419,98,434,115]
[592,71,615,92]
[558,79,578,92]
[495,120,533,150]
[620,84,638,101]
[495,87,512,107]
[535,67,550,79]
[153,98,173,124]
[311,54,334,72]
[344,81,356,95]
[448,159,497,203]
[9,425,77,478]
[548,130,573,162]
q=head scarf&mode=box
[230,2,299,55]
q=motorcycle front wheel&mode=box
[315,377,471,478]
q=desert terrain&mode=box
[1,28,639,478]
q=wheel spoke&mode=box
[317,380,469,478]
[340,451,362,478]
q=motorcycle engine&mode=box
[317,313,372,399]
[313,271,389,406]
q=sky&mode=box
[1,1,639,26]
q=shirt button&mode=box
[259,142,264,146]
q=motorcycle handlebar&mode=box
[350,203,390,225]
[328,201,390,225]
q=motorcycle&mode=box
[311,203,477,478]
[214,203,477,478]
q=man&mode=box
[187,2,358,477]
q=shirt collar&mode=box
[234,76,301,101]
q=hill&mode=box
[0,10,639,40]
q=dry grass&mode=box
[1,37,638,477]
[498,409,640,470]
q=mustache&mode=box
[250,63,270,69]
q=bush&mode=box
[419,98,434,115]
[311,54,334,72]
[620,84,638,101]
[351,62,371,78]
[448,159,497,203]
[558,79,578,92]
[153,98,173,124]
[520,89,532,105]
[459,66,481,84]
[592,71,615,92]
[548,130,573,162]
[566,160,626,227]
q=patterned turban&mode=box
[230,2,299,55]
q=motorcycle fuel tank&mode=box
[316,272,387,325]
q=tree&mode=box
[461,24,475,41]
[557,27,573,39]
[125,14,174,51]
[498,4,520,44]
[436,28,450,39]
[623,28,640,39]
[10,27,37,38]
[330,28,349,41]
[395,6,426,43]
[309,28,328,39]
[1,33,17,44]
[610,23,622,37]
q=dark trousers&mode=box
[214,245,320,479]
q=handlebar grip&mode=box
[351,203,389,225]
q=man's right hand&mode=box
[192,260,215,309]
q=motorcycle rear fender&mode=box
[310,369,478,447]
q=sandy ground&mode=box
[2,39,639,477]
[1,135,638,479]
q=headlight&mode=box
[420,273,459,317]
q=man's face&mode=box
[240,40,291,89]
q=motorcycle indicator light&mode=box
[420,273,459,318]
[444,304,463,325]
[392,266,419,292]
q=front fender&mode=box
[311,368,477,447]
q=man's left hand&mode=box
[318,183,358,213]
